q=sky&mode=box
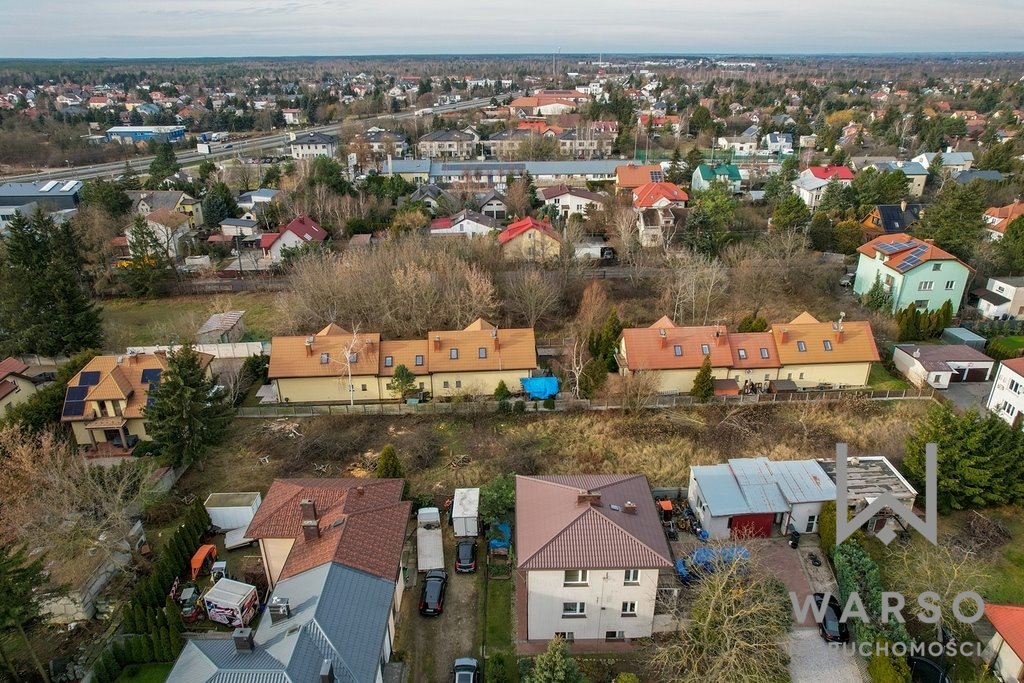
[4,0,1024,59]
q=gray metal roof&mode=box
[691,457,835,517]
[291,132,337,146]
[168,563,394,683]
[0,180,82,197]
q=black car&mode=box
[907,656,953,683]
[455,539,477,573]
[813,593,849,643]
[419,569,448,616]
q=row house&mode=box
[417,129,479,159]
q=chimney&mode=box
[356,486,365,496]
[716,325,727,346]
[302,519,320,541]
[320,660,335,683]
[659,328,667,348]
[623,501,637,514]
[433,335,441,351]
[233,627,255,653]
[305,336,315,356]
[900,200,907,212]
[781,328,789,344]
[576,490,602,507]
[268,597,291,623]
[300,498,317,522]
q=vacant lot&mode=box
[101,292,279,350]
[176,399,932,504]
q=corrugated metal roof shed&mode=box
[691,457,835,517]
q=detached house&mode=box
[126,190,203,229]
[632,182,688,247]
[168,478,410,683]
[691,164,742,193]
[515,475,674,648]
[499,217,562,261]
[792,165,854,209]
[983,200,1024,240]
[61,351,213,456]
[540,185,606,218]
[0,357,36,414]
[973,276,1024,320]
[859,202,925,240]
[260,215,327,262]
[987,359,1024,430]
[615,164,665,191]
[429,209,501,238]
[289,131,338,160]
[852,233,971,314]
[912,151,974,174]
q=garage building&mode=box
[892,344,995,389]
[688,457,836,540]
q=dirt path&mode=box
[396,523,481,683]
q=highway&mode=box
[2,94,510,183]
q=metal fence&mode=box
[235,387,936,418]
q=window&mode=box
[624,569,640,585]
[799,372,805,380]
[918,281,934,291]
[765,374,771,381]
[360,384,367,392]
[823,340,833,351]
[478,347,487,359]
[443,381,450,389]
[348,384,354,391]
[621,601,637,616]
[805,515,818,533]
[797,341,807,352]
[1002,402,1017,416]
[415,354,424,367]
[347,352,358,362]
[563,570,588,586]
[605,631,625,641]
[738,349,747,360]
[700,344,710,355]
[455,380,462,389]
[915,299,929,309]
[554,632,575,642]
[673,344,682,357]
[450,348,459,360]
[945,280,956,290]
[760,347,770,359]
[562,602,586,618]
[932,263,941,271]
[787,372,792,380]
[384,356,393,368]
[1009,379,1021,394]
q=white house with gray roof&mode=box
[687,457,836,539]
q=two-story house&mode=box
[0,357,37,414]
[792,166,855,209]
[126,190,203,229]
[717,136,758,155]
[691,164,742,193]
[498,217,562,261]
[974,276,1024,319]
[289,131,338,160]
[853,233,971,314]
[769,312,880,389]
[515,474,674,649]
[429,209,502,238]
[417,129,478,159]
[632,181,688,247]
[987,359,1024,430]
[260,215,327,263]
[859,202,925,241]
[540,185,606,218]
[912,151,974,174]
[867,161,928,197]
[61,351,213,456]
[983,200,1024,240]
[475,190,508,220]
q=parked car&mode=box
[419,569,448,616]
[455,539,477,573]
[452,657,480,683]
[178,584,202,623]
[813,593,849,643]
[907,656,953,683]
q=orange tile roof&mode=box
[268,328,382,380]
[985,603,1024,662]
[427,319,537,373]
[245,478,410,582]
[984,200,1024,234]
[497,217,561,245]
[145,208,190,228]
[615,164,664,189]
[379,339,429,376]
[856,233,963,271]
[620,321,733,370]
[62,351,213,421]
[632,182,688,209]
[729,332,782,369]
[771,312,880,365]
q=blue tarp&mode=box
[489,522,511,551]
[521,376,559,400]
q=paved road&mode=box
[3,94,514,183]
[942,381,994,413]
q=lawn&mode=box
[977,507,1024,605]
[867,363,911,391]
[484,577,513,650]
[101,292,279,350]
[114,662,173,683]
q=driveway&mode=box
[789,628,866,683]
[941,381,993,413]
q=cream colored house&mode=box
[0,357,37,414]
[770,312,879,388]
[427,319,537,398]
[498,217,562,261]
[269,324,383,404]
[983,603,1024,683]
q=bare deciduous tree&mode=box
[661,250,729,326]
[504,177,534,219]
[619,370,660,413]
[501,269,563,328]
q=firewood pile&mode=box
[949,511,1010,554]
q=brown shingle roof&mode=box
[516,474,673,571]
[0,357,29,381]
[87,365,134,401]
[427,320,537,373]
[771,312,880,365]
[245,478,410,581]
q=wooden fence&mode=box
[235,387,936,418]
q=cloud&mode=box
[3,0,1023,57]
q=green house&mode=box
[852,233,971,314]
[692,164,742,193]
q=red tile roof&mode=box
[620,320,733,370]
[856,233,964,270]
[632,181,688,209]
[284,214,327,242]
[807,165,854,181]
[985,603,1024,662]
[728,332,782,369]
[245,478,410,582]
[0,380,18,401]
[516,474,673,571]
[497,217,560,245]
[984,200,1024,235]
[615,164,664,189]
[0,357,29,381]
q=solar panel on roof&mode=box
[62,401,85,417]
[650,171,663,182]
[65,386,87,401]
[79,371,101,386]
[140,368,162,385]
